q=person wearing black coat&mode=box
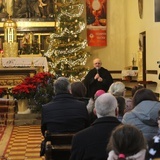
[83,58,113,98]
[70,93,121,160]
[41,77,89,136]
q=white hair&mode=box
[108,81,125,96]
[95,93,117,118]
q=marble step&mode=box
[14,113,41,126]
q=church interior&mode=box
[0,0,160,159]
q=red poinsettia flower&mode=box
[11,84,36,99]
[10,72,54,100]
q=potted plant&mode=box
[29,72,55,112]
[9,72,55,113]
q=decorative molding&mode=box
[0,68,37,88]
[0,20,56,32]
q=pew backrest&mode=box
[45,132,75,160]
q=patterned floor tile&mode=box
[3,125,44,160]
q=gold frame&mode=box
[0,32,51,55]
[0,20,56,54]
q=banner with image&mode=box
[86,0,107,46]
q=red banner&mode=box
[86,0,107,46]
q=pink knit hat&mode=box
[94,90,105,98]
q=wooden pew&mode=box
[44,131,75,160]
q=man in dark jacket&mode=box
[70,93,121,160]
[41,77,89,136]
[83,58,113,98]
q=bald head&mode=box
[93,58,102,69]
[95,93,117,118]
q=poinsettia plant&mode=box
[31,72,55,107]
[11,84,36,100]
[9,72,55,103]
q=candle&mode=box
[38,35,40,44]
[8,29,9,42]
[30,33,32,44]
[11,28,13,43]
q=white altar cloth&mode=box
[121,70,138,77]
[2,57,48,72]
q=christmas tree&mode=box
[45,0,90,81]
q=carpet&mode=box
[3,125,45,160]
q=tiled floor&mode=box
[0,125,45,160]
[0,125,13,159]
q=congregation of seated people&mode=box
[40,66,160,159]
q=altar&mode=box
[1,57,48,72]
[0,57,48,88]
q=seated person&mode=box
[108,82,144,114]
[122,88,160,141]
[70,93,121,160]
[71,81,89,106]
[124,84,144,113]
[86,89,105,113]
[86,89,105,124]
[41,77,89,136]
[116,96,125,122]
[107,124,147,160]
[148,110,160,159]
[108,81,126,97]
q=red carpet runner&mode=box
[3,125,44,160]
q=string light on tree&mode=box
[45,0,91,81]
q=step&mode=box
[15,113,41,120]
[14,119,41,126]
[14,113,41,126]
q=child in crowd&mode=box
[107,124,147,160]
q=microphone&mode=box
[96,67,99,74]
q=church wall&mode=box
[86,0,126,72]
[125,0,160,93]
[86,0,160,93]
